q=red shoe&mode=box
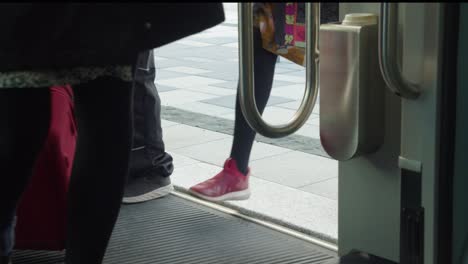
[189,158,250,202]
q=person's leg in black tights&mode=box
[230,3,340,174]
[0,88,51,259]
[65,76,133,264]
[230,29,278,175]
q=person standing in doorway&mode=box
[189,3,339,202]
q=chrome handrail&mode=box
[378,3,420,99]
[238,3,320,138]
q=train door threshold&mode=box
[13,192,338,264]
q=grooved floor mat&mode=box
[13,195,337,264]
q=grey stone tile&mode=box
[163,123,230,150]
[276,100,320,114]
[218,111,235,121]
[196,71,239,82]
[189,36,238,45]
[271,84,307,100]
[249,151,338,188]
[194,61,238,73]
[170,152,201,168]
[172,162,338,241]
[274,74,306,83]
[154,58,190,69]
[295,124,320,139]
[286,69,307,77]
[156,76,226,89]
[204,24,238,33]
[164,66,211,75]
[212,80,296,90]
[156,49,196,59]
[306,116,320,126]
[161,119,179,128]
[300,178,338,200]
[277,60,304,70]
[272,80,298,88]
[155,43,195,53]
[221,23,238,28]
[211,81,238,90]
[172,46,236,61]
[207,26,238,35]
[200,95,237,109]
[157,46,235,61]
[274,67,301,74]
[173,137,292,167]
[173,102,233,117]
[155,70,187,80]
[171,161,223,188]
[159,90,219,107]
[261,107,300,124]
[170,57,216,71]
[225,176,338,241]
[222,3,238,24]
[182,57,216,63]
[201,95,294,109]
[156,85,178,93]
[275,100,301,110]
[195,35,237,41]
[153,56,168,61]
[196,62,239,76]
[176,39,214,47]
[309,113,320,119]
[181,85,236,96]
[221,42,238,48]
[172,138,231,167]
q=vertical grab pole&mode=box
[378,3,420,99]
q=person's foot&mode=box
[189,158,250,202]
[122,168,174,204]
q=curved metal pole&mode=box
[238,3,320,138]
[378,3,420,99]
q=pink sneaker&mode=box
[189,158,250,202]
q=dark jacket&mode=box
[0,3,225,71]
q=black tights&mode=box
[230,29,278,175]
[0,76,133,264]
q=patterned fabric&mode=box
[254,3,339,66]
[0,65,133,89]
[284,3,306,48]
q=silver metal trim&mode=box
[238,3,320,138]
[398,156,423,173]
[379,3,420,99]
[171,190,338,252]
[131,146,146,151]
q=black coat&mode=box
[0,3,225,71]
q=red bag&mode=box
[14,85,77,251]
